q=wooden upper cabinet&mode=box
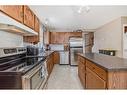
[33,16,40,42]
[50,32,82,44]
[23,6,35,29]
[23,16,40,44]
[0,5,23,23]
[0,5,40,43]
[47,54,54,75]
[34,16,40,32]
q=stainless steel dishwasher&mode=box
[59,51,69,65]
[49,44,69,65]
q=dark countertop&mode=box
[38,51,54,57]
[78,53,127,71]
[44,51,54,56]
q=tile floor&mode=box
[46,64,83,89]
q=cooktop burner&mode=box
[0,47,46,73]
[4,56,46,73]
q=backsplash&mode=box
[0,30,23,47]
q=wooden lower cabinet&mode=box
[47,53,54,75]
[47,52,59,76]
[78,55,86,88]
[107,71,127,89]
[53,52,60,64]
[78,55,106,89]
[86,67,106,89]
[78,54,127,89]
[78,63,86,88]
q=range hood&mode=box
[0,12,38,36]
[0,23,38,36]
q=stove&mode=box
[0,47,47,89]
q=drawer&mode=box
[78,55,85,63]
[86,60,107,81]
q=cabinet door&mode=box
[47,55,54,75]
[34,16,40,42]
[86,67,106,89]
[34,16,40,32]
[23,36,37,44]
[54,52,60,64]
[78,62,86,88]
[0,5,23,23]
[50,54,54,72]
[56,52,60,64]
[24,6,35,29]
[78,56,86,88]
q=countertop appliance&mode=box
[69,37,83,66]
[26,46,39,65]
[99,49,116,56]
[0,47,47,89]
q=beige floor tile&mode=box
[46,64,83,89]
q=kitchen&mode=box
[1,4,127,91]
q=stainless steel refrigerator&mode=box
[69,37,83,66]
[69,33,93,66]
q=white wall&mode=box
[93,17,124,57]
[0,23,44,48]
[0,31,23,47]
[122,17,127,58]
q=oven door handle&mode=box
[23,64,42,79]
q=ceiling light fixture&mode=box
[78,6,90,14]
[78,6,83,13]
[86,6,90,12]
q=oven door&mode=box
[22,63,47,89]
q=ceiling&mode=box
[29,6,127,32]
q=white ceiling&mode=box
[29,6,127,32]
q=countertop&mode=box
[38,51,54,57]
[78,53,127,71]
